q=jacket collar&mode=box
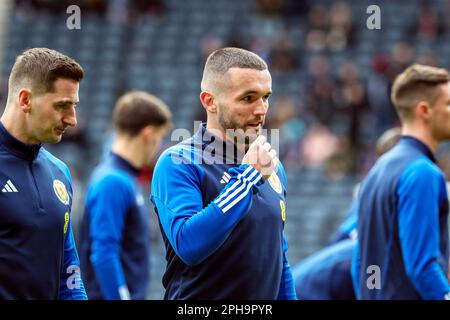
[191,123,245,164]
[0,122,41,161]
[399,136,436,163]
[108,152,141,177]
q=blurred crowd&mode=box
[197,0,450,180]
[14,0,166,22]
[8,0,450,183]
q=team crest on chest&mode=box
[280,200,286,222]
[53,180,69,205]
[63,212,69,235]
[268,172,282,194]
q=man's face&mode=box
[429,82,450,142]
[28,78,79,144]
[214,67,272,145]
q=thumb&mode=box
[273,157,280,173]
[249,143,259,167]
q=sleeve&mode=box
[277,234,297,300]
[329,200,359,245]
[351,185,362,299]
[351,240,361,299]
[57,163,87,300]
[151,149,263,266]
[277,160,288,189]
[274,163,296,300]
[87,174,134,300]
[59,215,88,300]
[397,159,450,300]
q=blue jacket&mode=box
[0,123,86,299]
[329,200,358,245]
[80,152,150,299]
[151,123,296,299]
[353,136,450,300]
[294,239,355,300]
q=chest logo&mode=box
[64,212,69,235]
[1,179,18,193]
[220,171,231,184]
[280,200,286,222]
[53,180,69,205]
[268,173,283,194]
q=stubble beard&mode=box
[218,110,260,153]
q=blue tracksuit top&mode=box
[352,136,450,300]
[151,123,296,300]
[80,152,150,299]
[0,122,87,299]
[328,200,358,245]
[294,238,355,300]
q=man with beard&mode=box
[151,47,296,299]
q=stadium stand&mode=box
[2,0,450,299]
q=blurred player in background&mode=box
[293,127,401,300]
[79,91,171,300]
[328,127,402,245]
[353,64,450,300]
[0,48,86,299]
[151,47,296,299]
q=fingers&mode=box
[242,134,277,180]
[262,142,271,153]
[272,156,280,173]
[254,135,267,145]
[259,143,275,168]
[268,149,277,159]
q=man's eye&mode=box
[263,95,270,101]
[56,103,76,109]
[243,96,252,102]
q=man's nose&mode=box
[254,98,268,116]
[63,107,77,127]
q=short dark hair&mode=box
[113,91,172,136]
[201,47,268,90]
[391,64,450,121]
[204,47,267,74]
[8,47,84,96]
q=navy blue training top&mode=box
[353,136,450,300]
[294,239,355,300]
[0,123,87,299]
[80,152,150,300]
[151,123,296,300]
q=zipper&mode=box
[29,161,44,212]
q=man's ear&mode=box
[200,91,217,113]
[18,88,32,113]
[416,100,431,121]
[141,125,155,141]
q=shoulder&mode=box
[157,139,202,165]
[88,164,135,195]
[402,156,443,181]
[40,148,72,185]
[398,156,445,193]
[154,141,204,177]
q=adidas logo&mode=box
[2,180,18,193]
[220,172,231,184]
